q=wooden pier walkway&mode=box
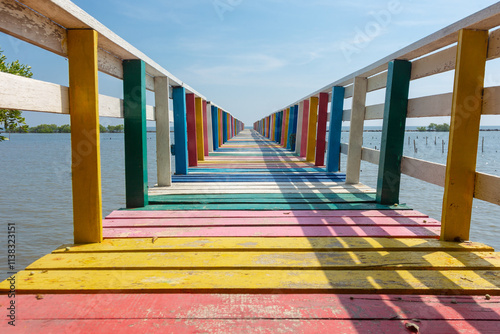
[2,129,500,333]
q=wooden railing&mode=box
[254,3,500,242]
[0,0,244,243]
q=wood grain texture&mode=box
[315,93,329,166]
[123,59,148,208]
[186,93,198,167]
[67,29,102,243]
[154,76,171,187]
[346,77,367,184]
[195,97,205,161]
[441,29,488,242]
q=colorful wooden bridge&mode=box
[2,0,500,333]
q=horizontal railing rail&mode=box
[255,3,500,243]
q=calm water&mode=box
[1,132,499,280]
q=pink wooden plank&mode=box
[5,319,496,334]
[185,93,198,167]
[300,99,310,157]
[103,217,440,228]
[315,92,329,166]
[202,100,209,156]
[103,225,440,238]
[3,294,498,320]
[106,210,428,219]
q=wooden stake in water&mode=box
[442,139,445,153]
[435,137,437,145]
[414,139,417,153]
[482,137,484,153]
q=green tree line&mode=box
[8,124,124,133]
[417,123,450,132]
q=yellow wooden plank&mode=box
[67,29,102,244]
[27,251,500,270]
[195,97,205,161]
[306,97,319,162]
[2,269,499,293]
[441,29,489,242]
[52,238,494,253]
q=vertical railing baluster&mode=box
[326,86,345,173]
[123,59,148,208]
[173,87,188,175]
[441,29,488,241]
[346,77,367,184]
[155,76,171,187]
[306,97,318,162]
[68,29,102,243]
[315,92,329,166]
[376,60,412,204]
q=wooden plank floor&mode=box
[1,129,499,333]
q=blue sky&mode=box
[1,0,500,126]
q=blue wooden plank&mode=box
[172,87,189,175]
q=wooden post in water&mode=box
[207,102,214,153]
[211,105,219,151]
[346,77,367,184]
[123,59,148,209]
[295,101,304,156]
[315,92,329,166]
[300,100,309,157]
[154,76,171,187]
[186,93,198,167]
[306,97,319,162]
[195,97,205,161]
[202,100,209,156]
[326,86,345,173]
[441,29,488,242]
[376,60,412,204]
[67,29,102,243]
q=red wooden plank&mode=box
[202,100,209,156]
[3,319,498,334]
[315,92,329,166]
[106,210,428,219]
[3,294,498,320]
[6,319,497,334]
[103,217,440,228]
[103,225,440,238]
[186,93,198,167]
[300,99,310,157]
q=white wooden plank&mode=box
[346,77,367,184]
[206,102,214,152]
[342,109,351,122]
[401,157,446,187]
[344,85,354,99]
[361,147,380,165]
[155,77,171,187]
[482,86,500,115]
[474,172,500,205]
[367,72,388,92]
[0,71,158,119]
[0,71,69,114]
[340,143,349,155]
[364,104,384,120]
[407,93,453,118]
[411,46,457,81]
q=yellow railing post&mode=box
[67,29,102,244]
[441,29,488,242]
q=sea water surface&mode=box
[1,131,499,280]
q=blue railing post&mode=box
[173,87,189,175]
[326,86,345,172]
